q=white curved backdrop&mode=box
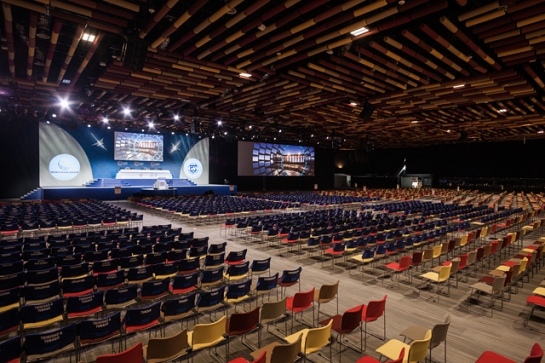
[179,138,209,184]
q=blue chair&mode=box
[154,261,178,279]
[57,254,82,268]
[66,290,104,319]
[21,297,64,330]
[24,280,61,305]
[145,252,167,266]
[178,258,200,275]
[167,249,186,262]
[250,257,271,278]
[203,253,225,270]
[96,270,125,291]
[24,323,77,362]
[140,278,170,301]
[225,249,247,265]
[123,301,162,342]
[195,285,226,320]
[188,246,207,260]
[25,267,58,286]
[0,336,21,362]
[0,271,25,291]
[120,255,143,270]
[127,265,154,285]
[62,275,94,298]
[278,267,302,298]
[224,279,252,311]
[79,311,122,358]
[111,247,132,259]
[0,307,19,337]
[254,273,279,305]
[201,266,224,289]
[0,287,21,312]
[208,242,227,255]
[224,261,249,282]
[84,250,108,263]
[0,260,24,275]
[104,284,138,311]
[170,272,200,295]
[161,291,197,328]
[61,262,89,280]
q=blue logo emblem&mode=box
[189,164,199,174]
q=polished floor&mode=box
[35,200,545,363]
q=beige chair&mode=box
[250,335,302,363]
[314,280,339,325]
[259,298,288,342]
[284,319,333,362]
[421,248,434,268]
[418,264,451,302]
[466,275,506,318]
[187,315,227,362]
[376,329,431,363]
[399,315,451,363]
[143,329,189,363]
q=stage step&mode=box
[84,178,196,188]
[20,188,43,201]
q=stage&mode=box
[21,182,236,200]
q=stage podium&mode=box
[153,178,169,190]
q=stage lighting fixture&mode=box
[52,113,57,118]
[217,120,222,126]
[103,117,108,123]
[60,98,69,109]
[174,115,179,120]
[123,107,131,116]
[148,121,154,128]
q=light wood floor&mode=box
[45,201,545,363]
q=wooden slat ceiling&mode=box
[1,0,545,148]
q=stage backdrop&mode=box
[39,122,209,187]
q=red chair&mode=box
[228,350,266,363]
[225,307,260,359]
[96,342,143,363]
[355,347,404,363]
[382,255,411,288]
[320,305,363,363]
[474,342,542,363]
[286,288,314,334]
[362,295,387,351]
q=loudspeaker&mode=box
[190,120,196,134]
[121,37,149,71]
[359,102,375,120]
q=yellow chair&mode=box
[187,315,227,362]
[431,244,442,266]
[376,329,431,363]
[284,319,333,363]
[250,335,302,363]
[143,329,189,363]
[418,264,451,302]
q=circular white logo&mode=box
[49,154,80,181]
[183,158,203,179]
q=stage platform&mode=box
[21,183,236,201]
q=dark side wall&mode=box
[0,119,39,198]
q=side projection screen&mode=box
[238,141,315,176]
[114,132,164,161]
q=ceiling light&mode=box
[411,120,419,124]
[87,124,91,128]
[239,73,252,78]
[538,130,544,134]
[453,84,465,88]
[107,126,111,129]
[350,27,369,36]
[103,117,108,123]
[278,129,282,133]
[248,125,252,129]
[82,33,95,42]
[498,109,507,112]
[217,120,222,126]
[326,49,334,55]
[174,115,179,120]
[257,24,266,31]
[148,121,154,128]
[447,129,451,133]
[61,79,71,84]
[123,107,131,116]
[349,101,358,106]
[59,98,69,109]
[52,113,57,118]
[46,120,50,124]
[172,132,174,135]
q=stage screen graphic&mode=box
[114,132,164,161]
[238,141,315,176]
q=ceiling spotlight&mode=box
[52,113,57,118]
[447,129,451,133]
[148,121,154,128]
[411,120,419,124]
[46,120,50,124]
[326,49,334,55]
[398,0,405,5]
[59,98,69,109]
[278,129,282,133]
[453,84,465,88]
[172,132,175,135]
[498,109,507,112]
[257,24,266,31]
[538,130,544,134]
[123,107,131,116]
[239,73,252,78]
[87,124,91,128]
[349,100,358,106]
[248,125,252,129]
[174,115,179,121]
[212,135,215,139]
[107,126,111,130]
[82,33,95,42]
[217,120,222,126]
[103,117,109,123]
[224,131,228,135]
[350,27,369,36]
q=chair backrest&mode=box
[162,292,197,317]
[251,257,271,274]
[411,251,423,266]
[146,329,188,362]
[79,312,122,345]
[0,336,21,363]
[225,279,252,300]
[256,273,278,292]
[105,284,138,307]
[304,319,332,355]
[398,255,411,270]
[260,298,287,324]
[467,250,477,265]
[280,267,302,284]
[293,288,315,309]
[198,285,226,308]
[363,295,387,322]
[227,307,260,336]
[125,302,161,329]
[408,329,432,362]
[191,315,226,348]
[316,280,339,303]
[250,350,267,363]
[431,314,451,349]
[492,275,507,294]
[270,335,302,363]
[96,342,143,363]
[386,347,405,363]
[25,323,78,361]
[341,305,363,334]
[524,343,543,363]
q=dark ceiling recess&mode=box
[0,0,545,149]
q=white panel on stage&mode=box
[115,169,172,179]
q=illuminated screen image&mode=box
[114,132,164,161]
[238,141,315,176]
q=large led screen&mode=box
[114,132,164,161]
[238,141,315,176]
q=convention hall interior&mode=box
[1,0,545,362]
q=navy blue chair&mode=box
[195,285,226,319]
[127,265,154,285]
[203,253,224,270]
[79,311,123,359]
[208,242,227,256]
[120,255,143,270]
[23,280,61,304]
[254,273,279,305]
[123,301,162,342]
[62,275,94,298]
[140,278,170,301]
[24,323,77,362]
[21,297,64,330]
[200,266,224,289]
[104,284,138,311]
[61,262,89,280]
[170,272,200,295]
[0,287,21,312]
[0,260,24,275]
[250,257,271,278]
[161,291,197,328]
[225,249,247,265]
[224,279,252,311]
[278,267,302,298]
[145,252,167,266]
[178,258,200,275]
[0,307,19,337]
[96,270,125,291]
[224,261,249,282]
[26,267,58,285]
[57,254,82,267]
[66,290,104,319]
[0,271,25,291]
[167,249,186,262]
[0,336,21,362]
[154,261,178,279]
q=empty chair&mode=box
[0,307,19,338]
[196,285,226,318]
[314,280,339,325]
[362,295,387,351]
[24,280,61,304]
[418,264,452,302]
[399,314,451,363]
[224,279,253,310]
[250,257,271,278]
[225,307,260,359]
[21,297,64,330]
[124,302,162,338]
[286,288,315,334]
[224,261,250,282]
[254,273,279,305]
[355,348,404,363]
[284,319,333,362]
[170,271,200,295]
[278,267,302,298]
[161,292,197,328]
[200,266,224,289]
[66,291,104,319]
[228,351,266,363]
[226,249,247,265]
[320,305,364,362]
[79,312,123,359]
[127,265,154,285]
[96,270,125,291]
[104,284,138,311]
[187,315,227,360]
[376,329,431,363]
[96,342,143,363]
[24,323,78,362]
[143,329,189,363]
[259,298,288,341]
[474,342,543,363]
[140,278,170,301]
[0,336,22,363]
[250,335,301,363]
[466,274,506,318]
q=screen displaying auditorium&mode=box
[114,132,164,161]
[238,141,315,176]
